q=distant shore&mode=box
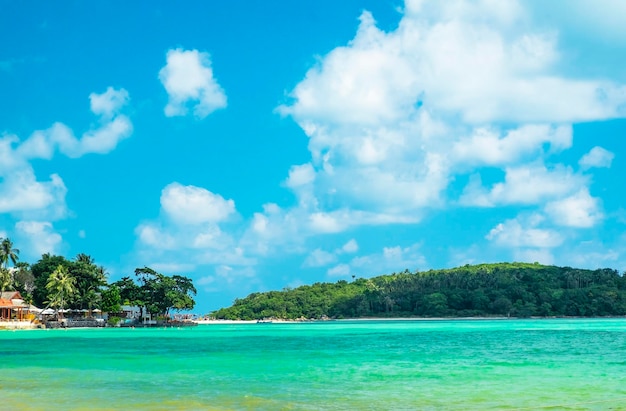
[195,316,511,324]
[194,316,626,325]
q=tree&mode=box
[0,237,19,269]
[13,262,35,297]
[69,254,107,310]
[0,267,12,294]
[45,265,77,319]
[169,275,197,312]
[101,285,122,314]
[32,254,71,307]
[119,267,197,322]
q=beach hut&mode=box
[0,291,28,321]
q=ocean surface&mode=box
[1,319,626,410]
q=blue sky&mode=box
[2,0,626,313]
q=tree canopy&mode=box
[113,267,197,318]
[212,262,626,320]
[0,238,196,320]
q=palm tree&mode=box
[0,267,12,294]
[45,265,76,319]
[0,238,19,269]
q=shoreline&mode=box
[194,316,626,325]
[5,316,624,330]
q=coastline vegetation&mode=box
[0,237,196,321]
[212,262,626,320]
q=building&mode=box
[0,291,28,320]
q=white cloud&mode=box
[303,249,338,267]
[268,0,626,248]
[280,5,626,127]
[460,163,586,207]
[15,221,62,256]
[90,87,130,119]
[159,48,227,118]
[348,243,426,277]
[135,224,177,250]
[17,88,132,159]
[486,215,563,248]
[161,182,236,225]
[134,1,626,296]
[0,87,130,222]
[134,182,256,277]
[579,146,614,170]
[544,189,603,228]
[302,239,359,269]
[452,125,572,167]
[327,263,351,277]
[0,171,66,218]
[285,163,316,188]
[74,116,132,157]
[341,239,359,253]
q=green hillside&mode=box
[211,263,626,320]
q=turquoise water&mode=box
[1,319,626,410]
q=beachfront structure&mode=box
[120,305,157,325]
[0,291,28,321]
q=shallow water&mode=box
[1,319,626,410]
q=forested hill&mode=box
[211,263,626,320]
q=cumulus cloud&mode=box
[160,183,236,225]
[159,48,227,118]
[452,125,572,168]
[17,87,132,159]
[280,4,626,126]
[347,243,426,277]
[136,182,237,251]
[302,239,359,268]
[460,163,586,207]
[0,87,132,230]
[341,239,359,253]
[323,243,427,279]
[90,87,130,119]
[579,146,614,170]
[135,182,255,276]
[15,221,62,257]
[486,214,563,248]
[544,189,603,228]
[267,0,626,252]
[136,0,626,299]
[0,170,66,218]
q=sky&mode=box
[2,0,626,313]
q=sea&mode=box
[1,319,626,410]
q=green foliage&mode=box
[69,254,107,310]
[212,263,626,320]
[101,285,122,313]
[0,267,12,294]
[45,264,77,316]
[0,240,196,319]
[13,262,35,297]
[113,267,197,319]
[0,237,19,268]
[32,254,72,307]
